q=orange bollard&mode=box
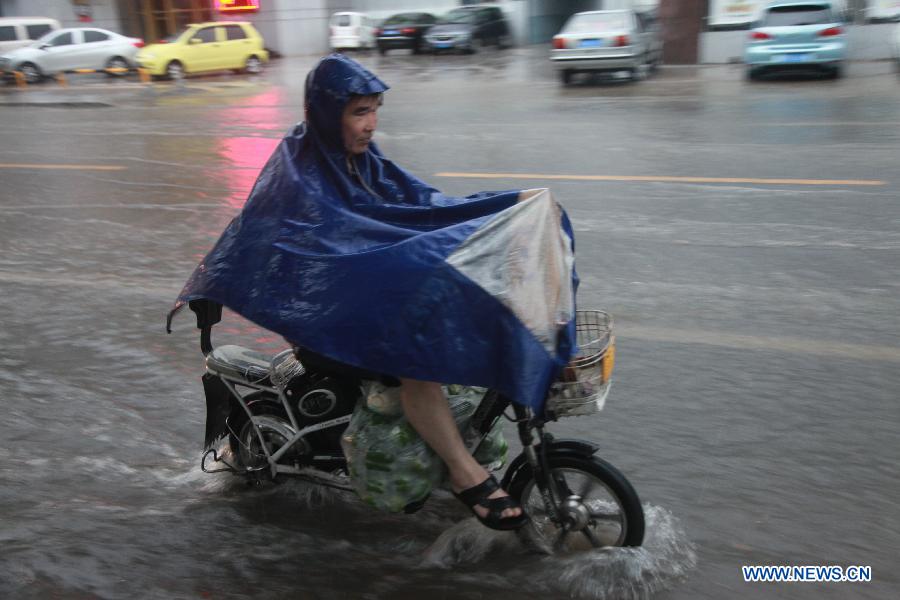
[138,67,151,84]
[56,72,68,87]
[14,70,27,89]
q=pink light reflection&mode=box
[217,136,280,210]
[214,88,291,211]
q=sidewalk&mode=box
[2,46,897,107]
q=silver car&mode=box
[0,27,143,83]
[551,9,663,85]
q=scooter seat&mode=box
[206,344,271,384]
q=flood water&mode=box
[1,48,898,599]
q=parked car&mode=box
[136,21,268,80]
[550,9,662,85]
[424,5,511,54]
[329,12,376,51]
[375,12,437,55]
[0,27,142,83]
[0,16,60,54]
[744,1,848,79]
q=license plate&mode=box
[383,29,399,35]
[777,53,810,63]
[580,39,602,48]
[434,42,451,48]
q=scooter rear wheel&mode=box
[508,454,644,553]
[227,393,291,469]
[235,414,298,472]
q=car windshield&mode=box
[31,30,60,46]
[331,14,352,27]
[564,12,630,33]
[763,5,833,26]
[439,9,475,25]
[383,14,417,26]
[160,28,188,43]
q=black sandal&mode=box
[453,475,529,531]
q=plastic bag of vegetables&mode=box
[340,383,508,513]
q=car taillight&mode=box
[750,31,772,40]
[613,35,630,47]
[132,38,145,48]
[818,26,843,37]
[552,36,565,50]
[401,27,415,35]
[375,28,382,36]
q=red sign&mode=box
[216,0,260,13]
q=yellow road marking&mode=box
[434,172,887,186]
[0,163,126,171]
[620,324,900,363]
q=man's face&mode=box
[341,94,381,155]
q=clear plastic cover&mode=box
[341,385,508,512]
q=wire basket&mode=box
[545,310,616,419]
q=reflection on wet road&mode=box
[1,48,898,599]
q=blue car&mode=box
[744,1,847,79]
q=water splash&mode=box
[420,504,696,599]
[422,518,523,568]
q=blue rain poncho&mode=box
[168,54,577,413]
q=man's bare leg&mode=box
[399,378,521,520]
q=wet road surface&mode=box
[1,48,898,599]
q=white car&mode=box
[0,17,61,54]
[329,12,376,50]
[0,27,143,83]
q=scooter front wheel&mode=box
[507,454,644,553]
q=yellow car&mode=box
[136,21,268,79]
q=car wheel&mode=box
[829,64,843,79]
[378,44,387,56]
[166,60,184,81]
[19,62,42,84]
[497,33,511,49]
[560,70,572,85]
[105,56,129,77]
[629,63,647,82]
[637,53,655,80]
[245,55,263,74]
[745,67,760,81]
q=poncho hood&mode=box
[304,53,388,154]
